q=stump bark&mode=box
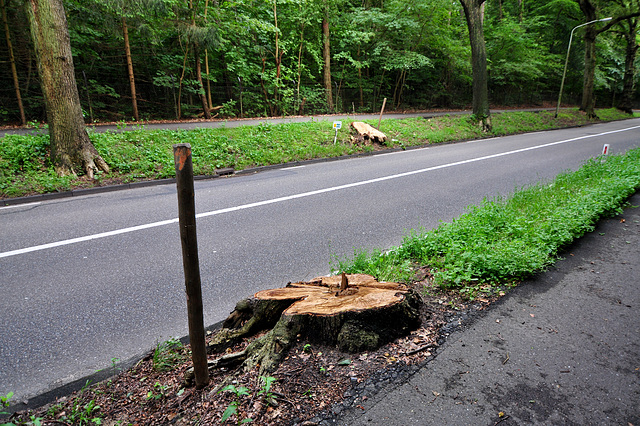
[351,121,388,144]
[195,274,422,382]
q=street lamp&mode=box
[555,17,612,118]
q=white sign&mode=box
[602,144,610,155]
[333,121,342,130]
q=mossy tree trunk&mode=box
[25,0,109,178]
[459,0,491,131]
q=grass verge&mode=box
[336,147,640,299]
[0,108,633,199]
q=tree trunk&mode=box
[296,18,305,114]
[122,17,139,121]
[204,0,212,108]
[322,9,334,111]
[2,0,26,126]
[518,0,524,23]
[273,0,281,114]
[460,0,491,131]
[24,0,108,178]
[194,45,211,119]
[577,0,598,118]
[357,46,364,108]
[618,18,638,114]
[351,121,387,144]
[178,44,190,120]
[580,27,597,118]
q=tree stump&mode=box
[351,121,388,144]
[193,274,422,383]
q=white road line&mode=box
[377,147,429,156]
[2,124,639,259]
[0,202,41,210]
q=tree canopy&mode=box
[0,0,638,125]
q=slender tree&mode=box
[1,0,26,125]
[459,0,491,130]
[617,14,639,113]
[24,0,108,177]
[190,0,210,119]
[322,0,333,111]
[121,16,139,121]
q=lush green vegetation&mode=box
[0,108,632,199]
[336,146,640,297]
[0,0,636,124]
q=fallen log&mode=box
[351,121,388,144]
[188,274,422,384]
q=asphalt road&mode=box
[1,118,639,405]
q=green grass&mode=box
[336,147,640,296]
[0,108,633,199]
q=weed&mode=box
[65,399,101,425]
[152,338,187,372]
[1,392,12,414]
[1,392,45,426]
[257,376,276,405]
[146,382,168,401]
[337,148,640,289]
[111,357,120,372]
[1,109,632,199]
[218,384,252,424]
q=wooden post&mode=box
[173,143,209,389]
[377,97,387,130]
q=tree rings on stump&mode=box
[201,274,422,380]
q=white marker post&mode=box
[602,144,610,155]
[333,121,342,144]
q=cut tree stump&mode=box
[187,273,422,384]
[351,121,388,144]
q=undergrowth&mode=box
[337,147,640,296]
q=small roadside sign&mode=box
[333,121,342,144]
[602,144,610,155]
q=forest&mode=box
[0,0,638,126]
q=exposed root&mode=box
[192,275,423,386]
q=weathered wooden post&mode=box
[173,143,209,389]
[377,97,387,130]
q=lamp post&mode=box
[555,17,612,118]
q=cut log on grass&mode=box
[189,274,422,384]
[351,121,388,144]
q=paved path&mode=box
[331,193,640,425]
[0,108,557,137]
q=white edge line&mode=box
[0,202,42,210]
[3,124,640,259]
